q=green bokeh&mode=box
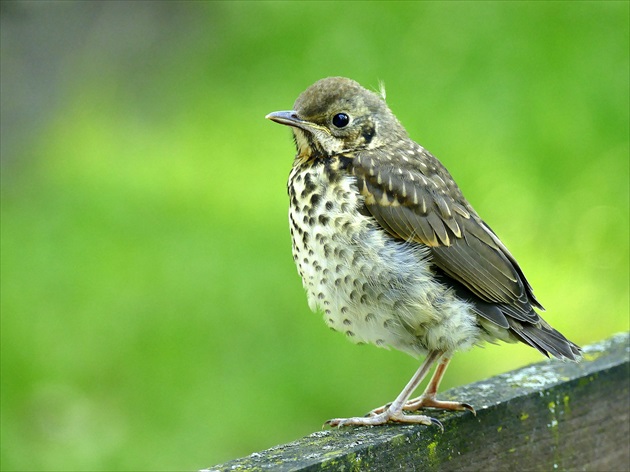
[1,1,628,470]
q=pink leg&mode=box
[326,350,445,428]
[404,356,475,414]
[369,355,475,416]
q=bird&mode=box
[265,77,581,428]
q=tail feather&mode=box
[510,320,581,361]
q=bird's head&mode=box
[266,77,407,159]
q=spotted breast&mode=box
[287,154,481,357]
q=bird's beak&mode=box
[266,110,329,138]
[265,110,306,128]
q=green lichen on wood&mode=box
[204,333,630,472]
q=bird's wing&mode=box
[351,146,542,326]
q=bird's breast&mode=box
[287,159,480,356]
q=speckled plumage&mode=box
[267,77,580,427]
[288,153,479,358]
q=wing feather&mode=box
[352,147,541,323]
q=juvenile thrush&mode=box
[266,77,581,428]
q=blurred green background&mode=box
[1,1,628,470]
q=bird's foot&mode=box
[405,395,476,415]
[325,408,443,430]
[368,395,475,417]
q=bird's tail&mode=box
[510,319,582,361]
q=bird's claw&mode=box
[325,410,442,428]
[460,402,476,416]
[429,417,444,432]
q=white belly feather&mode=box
[288,164,481,357]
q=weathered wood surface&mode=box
[203,332,629,472]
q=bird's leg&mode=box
[368,355,475,416]
[326,350,444,428]
[403,356,475,414]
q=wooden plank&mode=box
[202,332,630,471]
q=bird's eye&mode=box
[332,113,350,128]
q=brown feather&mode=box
[352,146,543,324]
